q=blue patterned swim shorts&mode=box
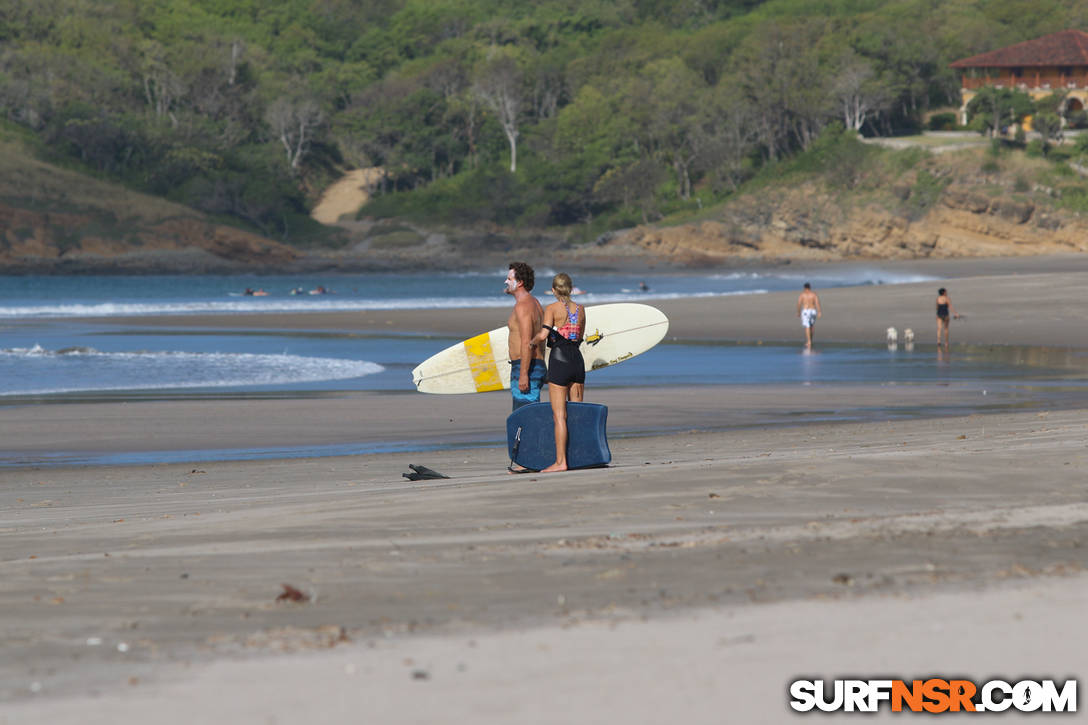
[510,358,546,410]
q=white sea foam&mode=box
[0,290,765,318]
[0,348,384,396]
[706,271,766,280]
[0,266,934,320]
[722,269,939,286]
[6,344,48,355]
[0,298,512,318]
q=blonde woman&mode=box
[530,273,586,472]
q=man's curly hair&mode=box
[508,261,535,292]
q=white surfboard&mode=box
[411,303,669,394]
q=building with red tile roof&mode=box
[950,30,1088,126]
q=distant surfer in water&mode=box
[796,282,822,350]
[530,273,586,473]
[505,262,545,412]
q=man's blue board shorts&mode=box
[510,358,546,410]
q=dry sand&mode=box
[2,258,1087,723]
[310,168,384,226]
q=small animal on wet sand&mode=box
[886,327,898,343]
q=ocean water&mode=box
[0,267,944,397]
[1,267,1084,400]
[0,267,935,318]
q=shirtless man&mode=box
[796,282,822,349]
[505,261,545,410]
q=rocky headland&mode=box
[566,180,1088,269]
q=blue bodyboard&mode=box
[506,402,611,471]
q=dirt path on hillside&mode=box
[310,168,384,225]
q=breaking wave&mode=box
[0,347,384,396]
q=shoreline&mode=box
[6,254,1088,352]
[6,380,1087,466]
[70,260,1088,348]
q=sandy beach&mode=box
[2,257,1087,723]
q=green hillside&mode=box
[2,0,1088,245]
[0,127,309,271]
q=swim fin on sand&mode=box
[402,464,450,481]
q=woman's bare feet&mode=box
[541,462,568,473]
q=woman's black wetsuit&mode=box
[544,303,585,386]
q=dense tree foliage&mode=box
[1,0,1085,241]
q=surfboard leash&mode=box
[510,425,522,467]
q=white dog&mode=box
[886,326,898,343]
[903,328,914,342]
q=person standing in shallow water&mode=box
[530,273,586,473]
[936,287,960,349]
[796,282,822,349]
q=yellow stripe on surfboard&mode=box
[463,332,504,392]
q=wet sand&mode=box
[5,381,1084,463]
[2,259,1088,723]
